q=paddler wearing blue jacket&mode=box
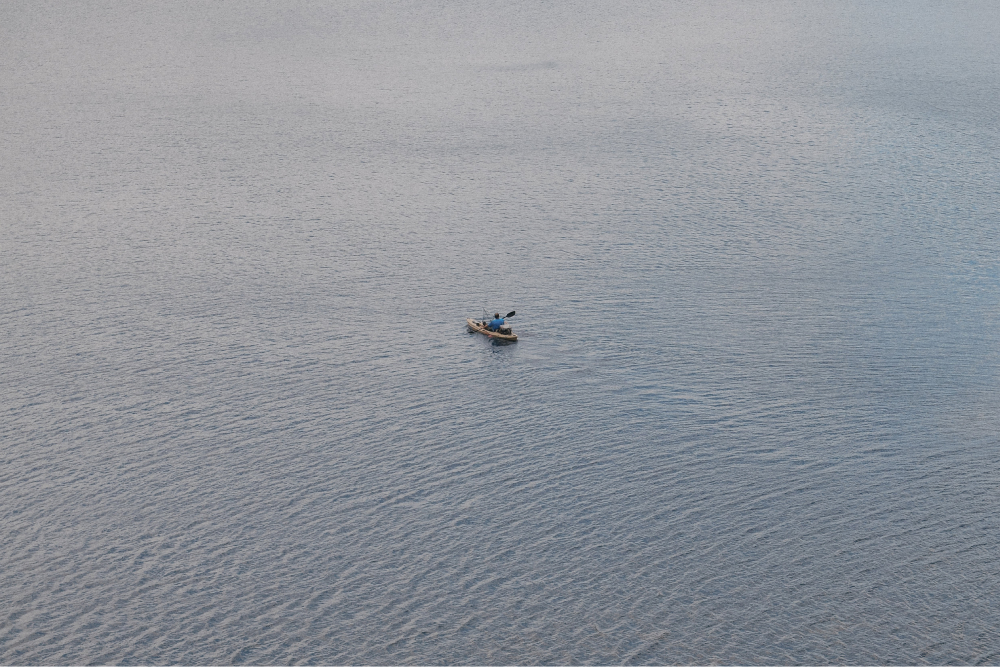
[487,313,505,331]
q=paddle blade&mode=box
[505,310,516,318]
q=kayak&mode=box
[467,318,518,342]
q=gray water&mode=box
[3,1,1000,663]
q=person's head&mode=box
[494,313,500,319]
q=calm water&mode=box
[3,1,1000,663]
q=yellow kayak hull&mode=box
[466,318,518,342]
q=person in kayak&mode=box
[487,313,505,331]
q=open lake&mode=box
[3,1,1000,663]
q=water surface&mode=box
[2,1,1000,663]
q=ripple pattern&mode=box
[3,0,1000,663]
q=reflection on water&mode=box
[2,0,1000,663]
